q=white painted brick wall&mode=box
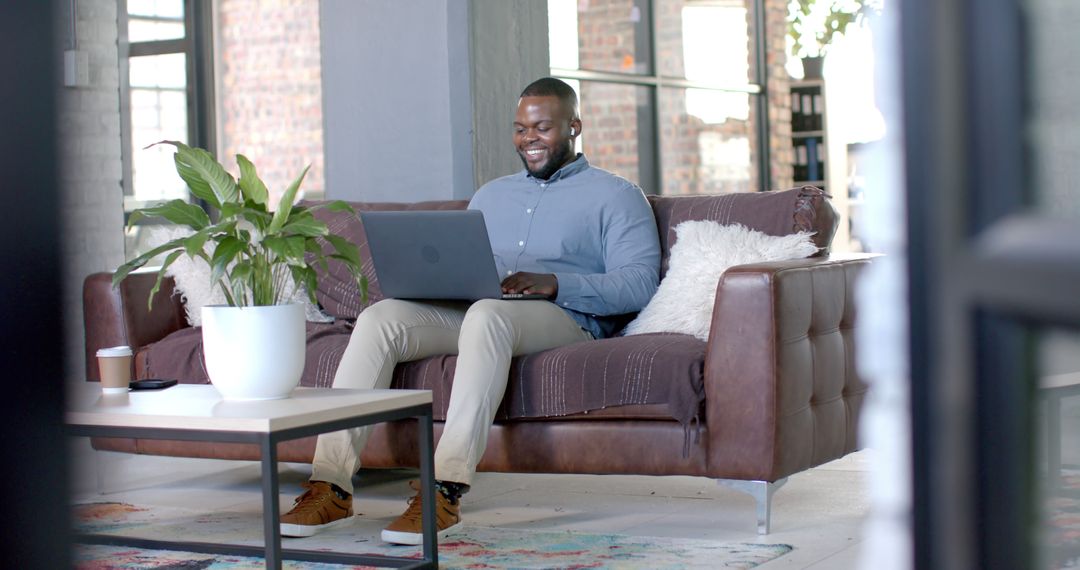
[57,0,126,381]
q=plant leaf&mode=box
[307,200,356,215]
[219,201,243,220]
[125,199,211,230]
[289,265,319,304]
[236,154,269,207]
[172,154,218,207]
[203,220,238,243]
[112,236,188,287]
[183,229,211,257]
[324,234,363,269]
[262,236,288,259]
[325,200,356,213]
[328,252,370,304]
[304,240,330,272]
[284,236,307,262]
[185,145,239,206]
[126,210,148,228]
[358,272,369,304]
[146,250,185,310]
[224,205,272,232]
[281,214,328,237]
[266,235,308,263]
[230,261,253,286]
[267,164,311,235]
[209,235,246,287]
[153,141,239,208]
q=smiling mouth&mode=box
[522,148,547,162]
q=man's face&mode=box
[514,95,581,180]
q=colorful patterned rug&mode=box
[72,502,792,569]
[1047,471,1080,569]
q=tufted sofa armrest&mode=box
[702,254,874,481]
[83,271,188,381]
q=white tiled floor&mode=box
[71,440,870,569]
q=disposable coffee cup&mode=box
[97,345,133,393]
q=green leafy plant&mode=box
[114,141,367,309]
[788,0,880,59]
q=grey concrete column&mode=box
[469,0,549,189]
[320,0,548,202]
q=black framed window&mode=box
[548,0,768,195]
[118,0,214,215]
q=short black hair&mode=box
[520,77,579,119]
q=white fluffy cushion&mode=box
[623,221,818,341]
[144,227,332,326]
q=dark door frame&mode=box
[903,0,1080,568]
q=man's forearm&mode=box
[552,265,658,315]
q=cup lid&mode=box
[96,345,133,357]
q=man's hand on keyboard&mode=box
[500,272,558,299]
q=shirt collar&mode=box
[524,153,589,184]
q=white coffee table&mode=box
[67,384,438,569]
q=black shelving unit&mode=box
[790,78,858,250]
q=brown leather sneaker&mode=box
[381,480,461,545]
[280,481,354,537]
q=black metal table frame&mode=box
[69,402,438,569]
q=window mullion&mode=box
[118,0,134,210]
[128,38,187,56]
[751,0,769,192]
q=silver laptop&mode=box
[359,210,547,301]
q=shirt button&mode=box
[506,270,513,276]
[540,183,547,188]
[562,302,569,307]
[526,208,533,214]
[518,240,525,247]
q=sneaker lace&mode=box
[289,482,332,515]
[399,492,425,524]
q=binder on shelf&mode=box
[791,92,802,131]
[794,142,808,182]
[812,93,824,130]
[806,138,819,182]
[801,93,813,131]
[817,136,827,176]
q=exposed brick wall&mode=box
[57,0,127,381]
[576,0,645,74]
[217,0,325,203]
[575,0,644,185]
[579,82,645,184]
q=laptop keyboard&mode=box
[501,292,549,300]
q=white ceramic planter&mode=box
[201,303,306,400]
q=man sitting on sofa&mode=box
[280,77,662,544]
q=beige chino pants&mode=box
[310,298,593,494]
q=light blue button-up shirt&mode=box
[468,154,660,338]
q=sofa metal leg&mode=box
[717,478,788,535]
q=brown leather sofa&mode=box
[82,186,872,534]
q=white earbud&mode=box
[570,127,576,136]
